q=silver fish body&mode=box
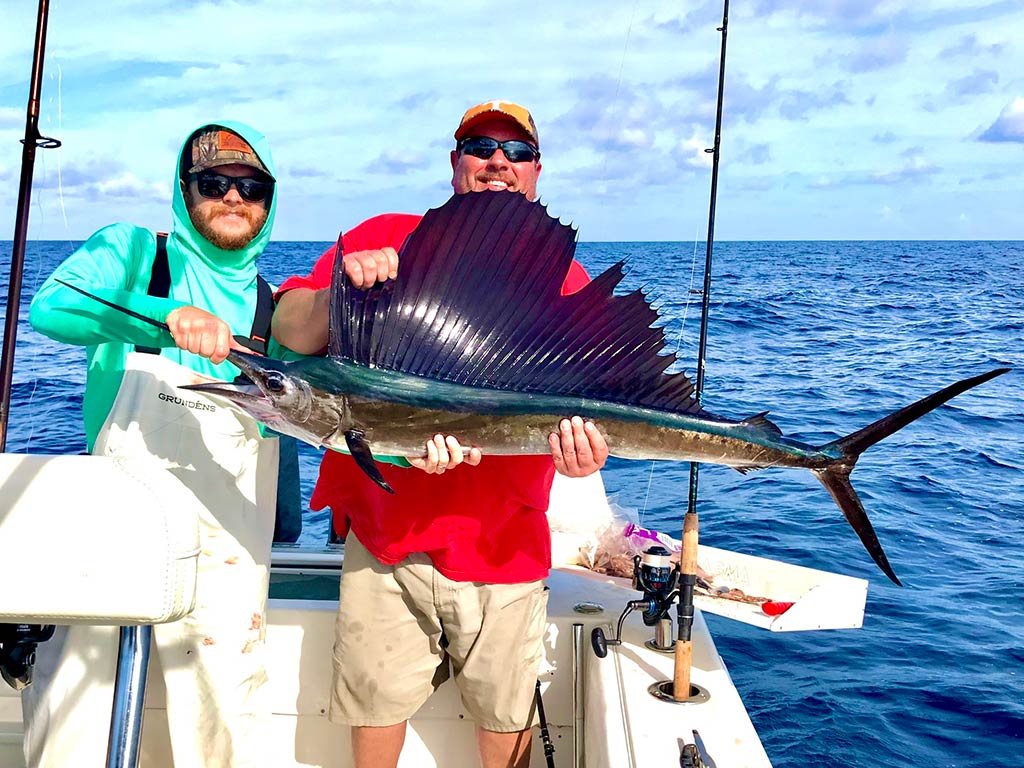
[220,353,828,469]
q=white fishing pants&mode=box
[22,353,279,768]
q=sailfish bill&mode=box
[62,192,1009,585]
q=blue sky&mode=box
[1,0,1021,242]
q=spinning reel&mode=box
[0,623,55,690]
[591,546,680,657]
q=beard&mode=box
[186,191,268,250]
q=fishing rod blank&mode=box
[0,0,61,451]
[676,0,730,704]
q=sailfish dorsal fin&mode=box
[328,192,705,414]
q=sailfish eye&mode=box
[265,372,286,393]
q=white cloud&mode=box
[868,152,939,185]
[364,151,431,175]
[677,137,713,170]
[809,175,839,189]
[979,96,1024,143]
[0,107,23,128]
[840,35,910,73]
[3,1,1023,239]
[95,172,166,200]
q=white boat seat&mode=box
[0,454,199,625]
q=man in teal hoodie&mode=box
[23,122,282,767]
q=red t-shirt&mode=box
[278,210,590,583]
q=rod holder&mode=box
[647,680,710,705]
[644,617,675,653]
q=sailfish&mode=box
[61,192,1008,584]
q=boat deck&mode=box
[1,552,772,767]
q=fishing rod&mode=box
[675,0,729,704]
[0,0,60,690]
[0,8,155,768]
[0,0,62,699]
[0,0,61,452]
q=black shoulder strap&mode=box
[245,275,274,356]
[135,233,170,355]
[149,232,171,299]
[136,231,274,356]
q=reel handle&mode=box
[591,626,622,658]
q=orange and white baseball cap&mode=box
[454,100,539,147]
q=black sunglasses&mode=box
[457,136,540,163]
[191,172,274,203]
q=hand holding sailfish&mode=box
[60,192,1008,584]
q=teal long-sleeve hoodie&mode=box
[29,120,277,451]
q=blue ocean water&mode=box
[2,238,1022,766]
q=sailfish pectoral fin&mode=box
[344,429,394,494]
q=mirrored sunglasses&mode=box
[457,136,540,163]
[192,172,273,203]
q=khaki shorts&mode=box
[330,532,548,732]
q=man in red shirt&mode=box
[273,100,607,768]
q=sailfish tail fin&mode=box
[816,367,1009,586]
[829,368,1009,459]
[813,463,901,585]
